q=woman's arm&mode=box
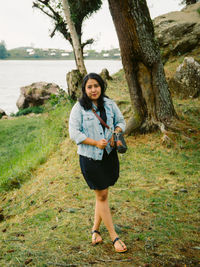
[82,138,108,149]
[69,103,87,144]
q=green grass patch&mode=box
[0,102,72,192]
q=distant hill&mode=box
[6,47,121,60]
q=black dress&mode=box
[79,107,119,190]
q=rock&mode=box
[0,108,6,119]
[154,2,200,62]
[66,69,83,100]
[16,82,60,110]
[1,115,9,120]
[99,68,113,81]
[179,188,188,193]
[169,57,200,98]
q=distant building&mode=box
[28,51,35,55]
[50,52,56,56]
[83,53,89,57]
[26,48,35,55]
[103,53,109,57]
[61,53,69,56]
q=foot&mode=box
[92,230,103,245]
[113,237,127,253]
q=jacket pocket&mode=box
[83,114,95,131]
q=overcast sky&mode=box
[0,0,183,51]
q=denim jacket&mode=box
[69,97,126,160]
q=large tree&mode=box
[108,0,178,135]
[33,0,102,72]
[62,0,86,75]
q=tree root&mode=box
[125,115,196,147]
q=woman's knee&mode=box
[95,189,108,202]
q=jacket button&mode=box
[100,133,102,135]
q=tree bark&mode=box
[62,0,87,76]
[108,0,178,134]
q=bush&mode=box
[15,106,44,117]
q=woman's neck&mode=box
[92,100,98,107]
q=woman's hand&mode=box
[96,139,108,149]
[114,127,122,133]
[110,134,115,147]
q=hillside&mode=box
[0,58,200,265]
[6,47,121,60]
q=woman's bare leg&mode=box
[94,188,127,251]
[92,201,103,244]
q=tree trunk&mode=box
[108,0,178,134]
[62,0,87,76]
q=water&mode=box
[0,60,122,114]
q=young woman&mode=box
[69,73,127,253]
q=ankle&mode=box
[110,233,118,242]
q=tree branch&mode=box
[33,2,54,19]
[81,38,94,49]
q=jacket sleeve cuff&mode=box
[75,133,87,145]
[115,123,126,133]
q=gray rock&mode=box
[154,2,200,61]
[169,57,200,98]
[16,82,60,110]
[99,68,113,81]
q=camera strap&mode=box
[92,108,111,131]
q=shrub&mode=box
[15,106,44,117]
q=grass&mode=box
[0,69,200,266]
[0,102,72,192]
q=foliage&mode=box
[7,47,121,60]
[0,41,9,59]
[47,89,75,108]
[180,0,198,5]
[32,0,102,49]
[14,106,44,117]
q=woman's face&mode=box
[85,78,101,103]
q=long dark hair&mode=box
[79,73,107,111]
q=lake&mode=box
[0,60,122,114]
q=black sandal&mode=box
[91,230,103,245]
[113,237,127,253]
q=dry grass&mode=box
[0,65,200,266]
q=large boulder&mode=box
[0,108,6,119]
[154,2,200,62]
[169,57,200,98]
[16,82,60,110]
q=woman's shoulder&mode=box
[72,101,82,110]
[70,101,83,114]
[104,97,118,109]
[104,97,115,105]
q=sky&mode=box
[0,0,183,51]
